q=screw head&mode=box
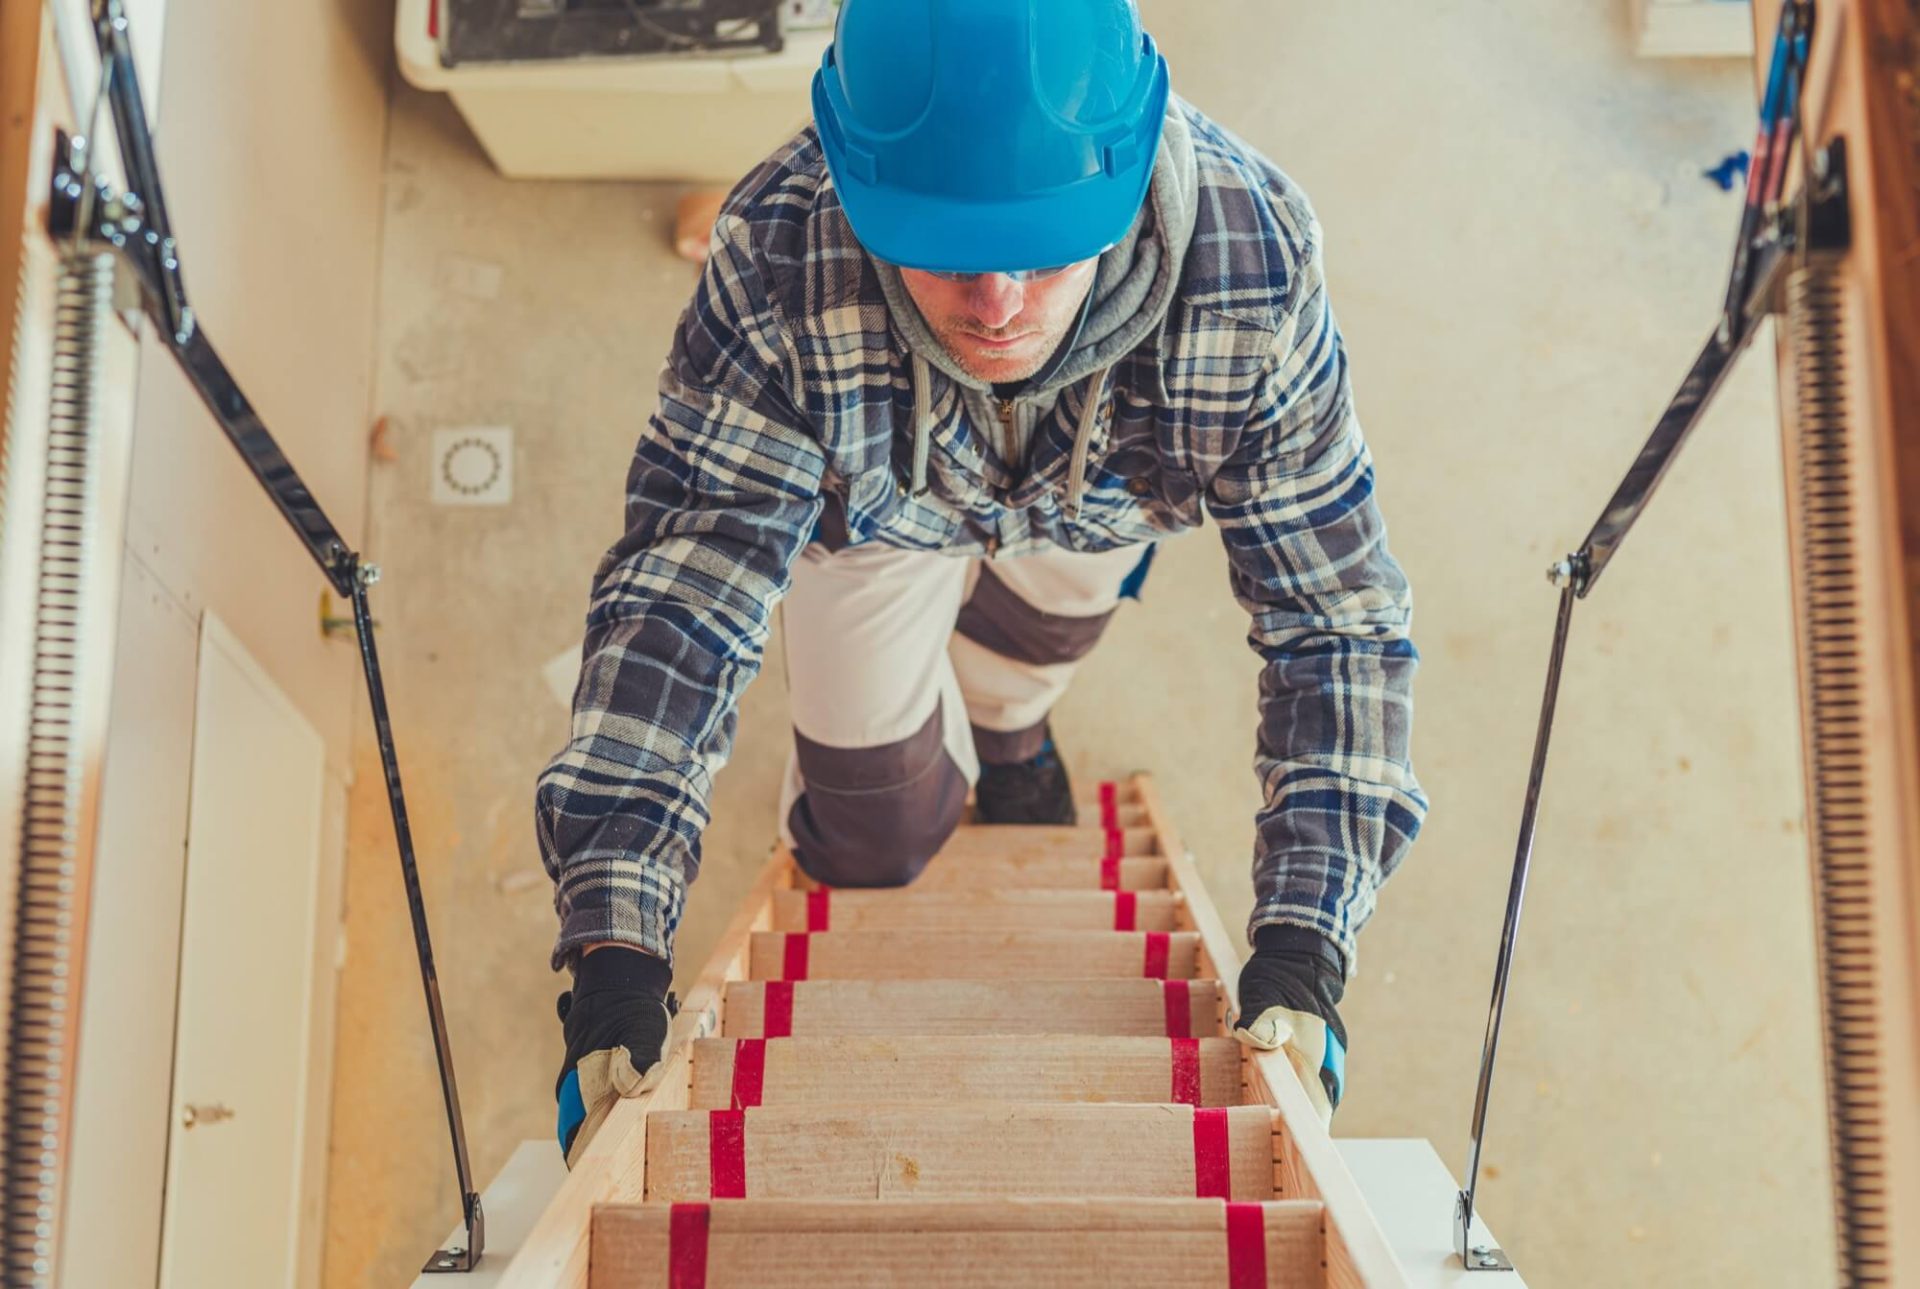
[1546,559,1574,586]
[358,562,382,587]
[1472,1244,1491,1256]
[1477,1255,1500,1268]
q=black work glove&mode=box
[554,947,675,1166]
[1231,926,1348,1124]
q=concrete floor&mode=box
[324,4,1835,1284]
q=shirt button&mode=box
[1126,477,1153,497]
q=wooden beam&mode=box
[1134,773,1410,1288]
[769,887,1181,932]
[643,1103,1277,1201]
[1752,0,1920,1276]
[588,1198,1327,1287]
[688,1036,1245,1109]
[931,824,1160,858]
[833,853,1167,892]
[745,929,1201,981]
[490,850,793,1289]
[720,978,1223,1039]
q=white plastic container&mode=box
[394,0,828,180]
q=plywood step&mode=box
[770,887,1181,932]
[812,853,1168,893]
[590,1198,1325,1288]
[748,930,1201,981]
[720,978,1224,1039]
[644,1103,1277,1202]
[689,1036,1243,1109]
[935,824,1159,859]
[973,800,1148,827]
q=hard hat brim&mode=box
[812,65,1169,276]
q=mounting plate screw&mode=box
[1546,558,1575,586]
[358,562,382,587]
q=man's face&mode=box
[898,260,1098,383]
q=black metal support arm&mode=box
[44,1,484,1273]
[1452,1,1847,1271]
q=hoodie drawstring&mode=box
[906,359,1109,518]
[1063,368,1108,520]
[909,353,933,499]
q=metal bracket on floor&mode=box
[38,0,486,1274]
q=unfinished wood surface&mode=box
[934,823,1159,858]
[589,1198,1327,1288]
[850,852,1168,892]
[1139,775,1409,1289]
[689,1036,1244,1109]
[493,852,793,1289]
[770,887,1180,932]
[643,1103,1276,1202]
[499,778,1412,1287]
[1751,3,1920,1278]
[720,978,1223,1039]
[747,929,1201,981]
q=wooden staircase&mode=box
[498,776,1409,1287]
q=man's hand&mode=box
[554,946,674,1167]
[1231,927,1348,1127]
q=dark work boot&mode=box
[974,733,1078,825]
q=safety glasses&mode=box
[922,264,1077,283]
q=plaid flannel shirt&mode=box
[537,99,1428,974]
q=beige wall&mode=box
[55,0,391,1284]
[328,3,1832,1285]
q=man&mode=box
[542,0,1427,1165]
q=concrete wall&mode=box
[54,0,391,1283]
[327,2,1833,1284]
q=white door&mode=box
[159,613,326,1289]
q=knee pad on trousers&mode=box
[786,704,969,888]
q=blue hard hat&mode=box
[811,0,1171,275]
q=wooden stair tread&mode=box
[815,854,1168,892]
[591,1198,1326,1287]
[934,824,1158,858]
[688,1036,1244,1109]
[720,978,1223,1038]
[643,1103,1276,1202]
[770,887,1181,932]
[748,929,1202,981]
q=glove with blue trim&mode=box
[1231,926,1348,1127]
[554,947,674,1167]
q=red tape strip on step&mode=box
[708,1110,747,1198]
[1162,979,1192,1038]
[1113,891,1137,930]
[805,889,831,931]
[1099,852,1121,890]
[782,933,810,981]
[1226,1202,1269,1289]
[1099,780,1119,828]
[668,1203,710,1289]
[1143,931,1171,979]
[729,1039,765,1109]
[1170,1037,1202,1105]
[1192,1107,1231,1198]
[761,981,794,1038]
